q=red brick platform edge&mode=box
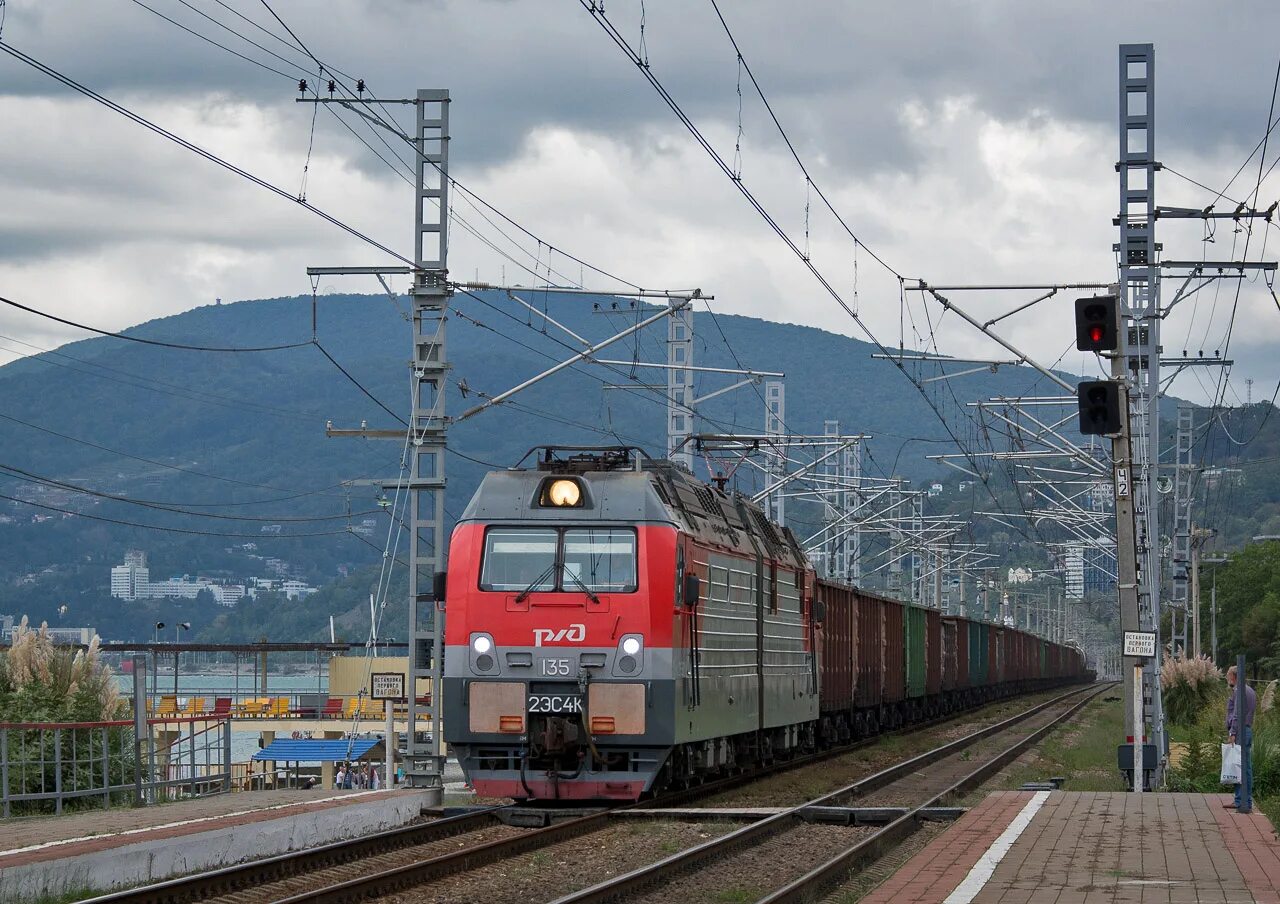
[860,791,1035,904]
[1211,791,1280,903]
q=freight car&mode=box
[441,446,1087,801]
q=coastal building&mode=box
[280,580,317,600]
[5,625,97,645]
[109,550,316,604]
[110,549,150,601]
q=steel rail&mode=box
[759,683,1112,903]
[553,683,1105,904]
[648,678,1082,810]
[274,684,1084,903]
[80,680,1085,904]
[79,805,509,904]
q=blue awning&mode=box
[252,738,383,762]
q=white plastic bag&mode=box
[1221,743,1242,784]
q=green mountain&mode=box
[0,292,1271,641]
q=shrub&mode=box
[1,618,132,815]
[1160,653,1222,728]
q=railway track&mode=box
[82,682,1094,904]
[553,682,1110,904]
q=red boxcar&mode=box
[855,592,885,708]
[953,618,971,688]
[988,625,1002,686]
[925,608,943,696]
[818,580,856,714]
[1009,631,1025,682]
[883,598,906,703]
[940,617,960,691]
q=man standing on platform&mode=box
[1226,665,1256,813]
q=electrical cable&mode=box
[125,0,297,82]
[0,293,312,352]
[705,0,901,280]
[0,331,316,423]
[0,409,356,496]
[0,490,352,539]
[311,340,408,426]
[251,0,642,293]
[0,41,413,266]
[0,461,376,522]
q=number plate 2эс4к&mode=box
[527,693,583,714]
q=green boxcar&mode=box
[968,622,989,686]
[905,605,927,698]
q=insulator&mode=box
[328,79,337,96]
[356,79,366,95]
[298,79,308,93]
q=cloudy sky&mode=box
[1,0,1278,408]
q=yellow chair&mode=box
[234,697,268,717]
[267,697,291,718]
[343,697,360,719]
[359,698,384,719]
[181,697,206,716]
[156,695,179,717]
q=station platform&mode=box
[0,787,436,902]
[862,791,1280,903]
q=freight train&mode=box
[441,446,1088,801]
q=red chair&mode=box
[212,697,232,716]
[322,698,344,719]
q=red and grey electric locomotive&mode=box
[441,446,1087,802]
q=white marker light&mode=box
[472,635,493,654]
[621,637,641,656]
[548,479,582,507]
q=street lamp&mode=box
[152,622,165,701]
[173,622,190,696]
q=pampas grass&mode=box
[1161,653,1222,728]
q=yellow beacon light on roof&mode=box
[546,478,582,507]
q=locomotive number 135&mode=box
[539,657,571,676]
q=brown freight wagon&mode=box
[940,616,961,691]
[882,597,906,709]
[988,625,1002,688]
[925,608,943,697]
[816,579,856,714]
[854,591,885,710]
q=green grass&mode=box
[28,889,97,904]
[987,692,1128,793]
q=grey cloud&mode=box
[3,1,1276,181]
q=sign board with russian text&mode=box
[1123,631,1156,658]
[370,671,405,700]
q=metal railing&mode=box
[0,715,231,817]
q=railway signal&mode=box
[1077,380,1121,435]
[1074,295,1118,352]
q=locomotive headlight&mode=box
[548,479,582,507]
[614,634,644,676]
[470,633,497,675]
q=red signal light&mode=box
[1089,324,1105,344]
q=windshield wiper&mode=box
[515,562,558,603]
[563,568,601,604]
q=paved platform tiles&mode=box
[0,788,434,902]
[862,791,1280,904]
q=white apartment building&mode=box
[280,580,317,600]
[110,550,313,604]
[110,550,150,601]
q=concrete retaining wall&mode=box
[0,791,432,902]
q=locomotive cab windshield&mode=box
[479,526,637,594]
